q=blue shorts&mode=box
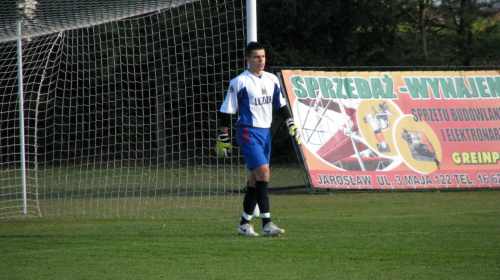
[236,127,271,170]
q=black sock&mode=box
[240,217,250,225]
[240,185,257,225]
[255,181,270,213]
[255,181,271,228]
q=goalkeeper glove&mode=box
[215,133,232,158]
[286,119,302,145]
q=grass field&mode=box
[1,188,499,280]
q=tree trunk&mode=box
[419,0,429,58]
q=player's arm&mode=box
[220,112,230,134]
[273,77,301,145]
[215,112,233,158]
[277,106,302,145]
[216,79,239,157]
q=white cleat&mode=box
[262,222,285,237]
[237,223,259,237]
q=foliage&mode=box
[258,0,500,67]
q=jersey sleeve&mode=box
[272,74,287,110]
[220,78,239,114]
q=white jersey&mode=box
[220,70,287,128]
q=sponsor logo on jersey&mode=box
[254,96,273,105]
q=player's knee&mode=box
[257,174,270,182]
[252,165,270,181]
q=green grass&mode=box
[1,190,499,280]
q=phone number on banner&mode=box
[311,171,500,189]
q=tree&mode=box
[257,0,500,68]
[437,0,500,65]
[258,0,407,67]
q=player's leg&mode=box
[237,176,259,236]
[242,128,271,227]
[250,165,284,236]
[250,164,271,225]
[261,129,285,236]
[240,177,257,225]
[236,127,284,236]
[252,128,272,228]
[236,127,262,236]
[252,129,284,236]
[237,170,263,236]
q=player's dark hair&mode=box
[245,41,264,58]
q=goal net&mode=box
[0,0,248,218]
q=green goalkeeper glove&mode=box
[286,119,302,145]
[215,133,232,158]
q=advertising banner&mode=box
[281,70,500,189]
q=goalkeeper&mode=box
[215,41,302,237]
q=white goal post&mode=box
[0,0,252,218]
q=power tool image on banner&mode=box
[363,102,393,153]
[401,128,439,165]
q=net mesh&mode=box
[0,0,248,218]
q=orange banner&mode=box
[281,70,500,189]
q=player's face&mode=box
[246,49,265,76]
